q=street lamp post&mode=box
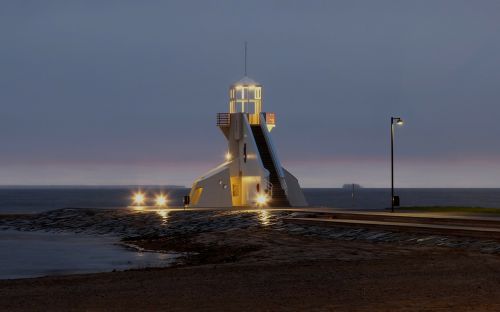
[391,117,404,212]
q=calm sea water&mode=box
[0,231,178,279]
[1,187,500,214]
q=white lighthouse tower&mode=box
[189,76,307,208]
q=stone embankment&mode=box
[2,208,500,254]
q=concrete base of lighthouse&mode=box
[189,164,307,208]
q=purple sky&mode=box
[1,1,500,187]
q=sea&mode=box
[2,187,500,279]
[0,187,500,214]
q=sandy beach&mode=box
[2,209,500,311]
[1,232,500,311]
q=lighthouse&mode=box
[189,76,307,208]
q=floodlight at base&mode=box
[132,192,146,206]
[155,194,168,207]
[256,194,269,206]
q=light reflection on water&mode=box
[257,209,271,226]
[155,209,169,224]
[130,206,170,225]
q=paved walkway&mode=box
[285,217,500,239]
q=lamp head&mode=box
[392,117,404,126]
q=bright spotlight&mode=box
[256,194,269,207]
[225,152,231,161]
[133,192,146,206]
[155,194,168,207]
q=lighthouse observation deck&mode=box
[217,112,276,130]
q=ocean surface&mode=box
[0,187,500,214]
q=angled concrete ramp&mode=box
[283,210,500,239]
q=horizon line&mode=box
[0,185,499,189]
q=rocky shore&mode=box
[2,208,500,256]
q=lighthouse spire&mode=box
[244,41,247,76]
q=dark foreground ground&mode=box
[3,209,500,311]
[2,230,500,311]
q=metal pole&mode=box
[391,117,394,213]
[352,183,355,207]
[244,41,247,76]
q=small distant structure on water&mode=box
[188,75,307,208]
[343,184,362,207]
[342,184,363,189]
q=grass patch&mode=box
[398,206,500,214]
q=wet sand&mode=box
[2,226,500,311]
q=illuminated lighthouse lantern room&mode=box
[189,76,307,207]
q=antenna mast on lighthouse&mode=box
[244,41,248,76]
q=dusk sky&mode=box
[1,1,500,187]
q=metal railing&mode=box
[216,113,230,126]
[263,113,276,125]
[264,112,276,126]
[263,179,273,197]
[259,113,288,196]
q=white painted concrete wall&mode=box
[189,162,232,207]
[283,168,308,207]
